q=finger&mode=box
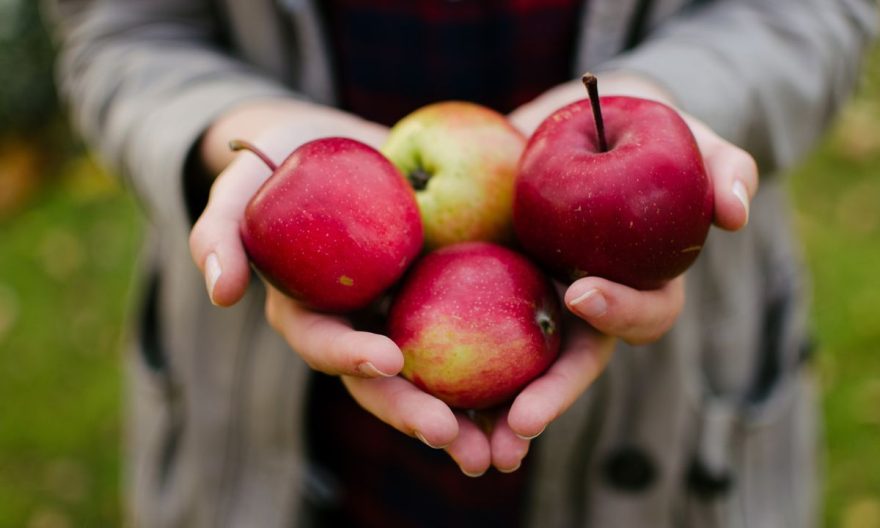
[266,287,404,377]
[686,118,758,231]
[490,410,531,473]
[342,375,459,450]
[507,325,614,439]
[703,139,758,230]
[564,276,684,345]
[189,154,272,306]
[445,414,493,477]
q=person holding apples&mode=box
[49,0,875,526]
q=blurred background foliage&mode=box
[0,0,57,131]
[0,1,878,527]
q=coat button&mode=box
[602,446,657,492]
[687,458,734,499]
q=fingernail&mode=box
[732,180,750,225]
[515,425,546,441]
[357,361,395,378]
[498,462,522,474]
[462,468,486,478]
[205,253,221,305]
[414,431,447,450]
[569,289,607,318]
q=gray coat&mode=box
[48,0,877,526]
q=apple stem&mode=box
[229,139,278,171]
[582,73,609,153]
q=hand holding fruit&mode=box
[189,99,408,378]
[510,71,756,245]
[509,71,757,341]
[187,86,757,478]
[187,98,606,476]
[343,308,615,476]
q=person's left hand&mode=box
[470,71,759,473]
[508,71,756,343]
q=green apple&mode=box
[382,101,526,250]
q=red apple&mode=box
[514,75,714,290]
[237,137,423,312]
[382,102,526,250]
[388,242,561,410]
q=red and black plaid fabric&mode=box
[307,1,584,526]
[320,0,585,126]
[307,374,533,527]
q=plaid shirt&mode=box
[321,0,585,126]
[309,1,584,526]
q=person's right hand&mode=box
[189,97,411,375]
[189,99,410,377]
[188,99,464,459]
[189,98,389,307]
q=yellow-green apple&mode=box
[514,75,714,290]
[388,242,561,410]
[235,137,423,312]
[382,102,526,250]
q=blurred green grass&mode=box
[0,153,142,527]
[788,47,880,528]
[0,41,878,528]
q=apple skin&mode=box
[241,137,423,313]
[388,242,561,410]
[382,101,526,250]
[514,96,714,290]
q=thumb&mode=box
[189,152,273,306]
[683,116,758,232]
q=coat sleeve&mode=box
[602,0,877,173]
[46,0,297,224]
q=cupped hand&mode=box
[450,71,761,473]
[187,100,463,468]
[562,109,756,343]
[509,72,758,343]
[343,314,615,476]
[188,99,402,377]
[189,98,389,307]
[258,264,615,478]
[188,80,759,477]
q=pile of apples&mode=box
[236,75,713,410]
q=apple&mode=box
[234,137,423,312]
[388,242,561,410]
[382,101,526,250]
[514,74,714,290]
